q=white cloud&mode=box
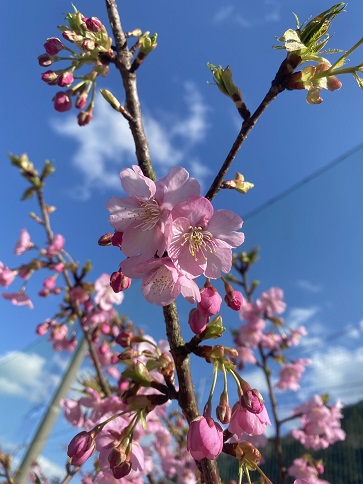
[213,1,280,28]
[286,306,319,327]
[296,279,323,293]
[213,6,235,23]
[52,82,210,200]
[305,346,363,405]
[0,351,61,403]
[37,455,65,480]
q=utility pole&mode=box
[15,337,88,484]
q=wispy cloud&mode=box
[52,82,210,200]
[213,1,281,28]
[286,306,319,327]
[305,346,363,405]
[37,455,65,480]
[0,351,61,403]
[296,279,323,293]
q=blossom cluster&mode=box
[105,165,245,306]
[291,395,346,450]
[38,7,113,125]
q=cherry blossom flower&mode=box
[2,291,34,309]
[46,234,65,256]
[291,395,346,450]
[276,358,311,391]
[94,273,124,310]
[187,416,223,460]
[106,165,200,261]
[228,402,271,436]
[14,228,33,255]
[121,257,200,306]
[167,196,244,278]
[258,287,286,317]
[0,262,16,287]
[288,457,329,484]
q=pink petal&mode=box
[120,165,155,198]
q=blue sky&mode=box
[2,0,363,480]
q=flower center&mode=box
[144,266,173,296]
[133,198,162,231]
[181,226,216,262]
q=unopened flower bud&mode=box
[116,330,134,347]
[201,315,225,340]
[198,280,222,316]
[77,110,93,126]
[44,37,64,55]
[216,402,232,424]
[240,388,264,414]
[38,53,54,66]
[82,39,96,51]
[85,17,103,32]
[67,431,95,466]
[188,308,209,334]
[57,71,74,87]
[41,70,59,85]
[98,232,114,246]
[223,281,244,311]
[53,91,72,112]
[110,270,131,293]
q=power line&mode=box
[243,141,363,220]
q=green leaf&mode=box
[21,186,35,201]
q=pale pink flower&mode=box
[228,402,271,436]
[94,273,124,310]
[187,416,223,460]
[14,228,33,255]
[167,196,244,278]
[121,257,200,306]
[106,165,200,261]
[0,262,16,287]
[276,358,311,391]
[46,234,65,256]
[291,395,346,450]
[258,287,286,317]
[288,457,329,484]
[60,398,84,427]
[2,291,33,309]
[69,286,89,304]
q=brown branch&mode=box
[35,188,112,397]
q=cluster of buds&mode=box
[275,2,363,103]
[38,7,114,125]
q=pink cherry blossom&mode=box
[167,196,244,278]
[291,395,346,450]
[14,228,33,255]
[121,256,200,306]
[258,287,286,317]
[228,402,271,436]
[106,165,200,261]
[2,291,34,309]
[94,273,124,310]
[0,262,16,287]
[46,234,65,256]
[276,358,311,391]
[187,416,223,460]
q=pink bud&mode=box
[224,289,244,311]
[187,416,223,460]
[198,281,222,316]
[57,71,74,87]
[188,308,209,334]
[44,37,64,55]
[38,53,53,66]
[110,270,131,293]
[41,70,59,85]
[75,93,88,109]
[77,111,93,126]
[240,389,264,414]
[53,92,72,112]
[43,276,56,289]
[0,263,16,287]
[216,403,232,424]
[67,431,95,466]
[82,39,96,51]
[85,17,102,32]
[62,30,82,43]
[36,322,49,335]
